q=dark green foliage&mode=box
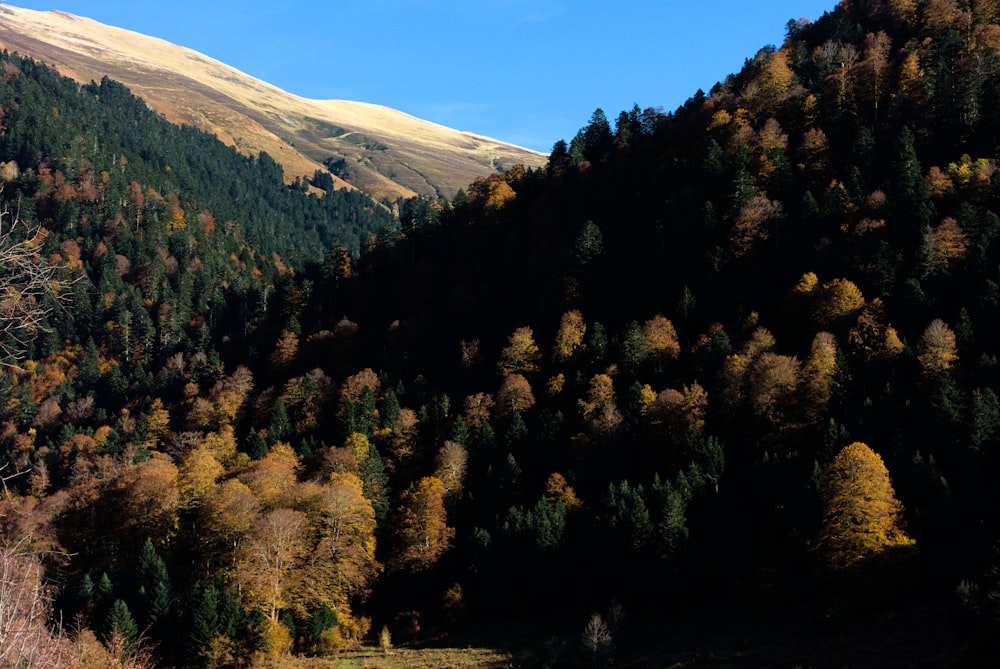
[502,498,567,552]
[105,599,139,647]
[598,480,653,552]
[136,538,172,627]
[188,584,221,653]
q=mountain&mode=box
[5,1,1000,667]
[0,4,546,202]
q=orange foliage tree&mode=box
[392,476,454,572]
[816,442,915,569]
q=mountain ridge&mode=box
[0,4,546,201]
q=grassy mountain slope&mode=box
[0,4,546,202]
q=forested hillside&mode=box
[4,0,1000,667]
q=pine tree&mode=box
[105,599,138,647]
[136,538,172,628]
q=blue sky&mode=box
[7,1,837,152]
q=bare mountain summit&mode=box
[0,5,546,201]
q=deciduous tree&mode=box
[816,442,915,569]
[393,476,454,572]
[237,508,309,622]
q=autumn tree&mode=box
[579,373,623,436]
[803,332,839,417]
[392,476,454,572]
[746,352,802,427]
[0,534,72,667]
[730,194,784,257]
[302,472,380,619]
[496,373,536,419]
[119,454,180,546]
[0,196,72,365]
[811,277,865,326]
[497,326,541,377]
[269,330,299,372]
[339,368,381,407]
[641,314,680,369]
[237,508,310,622]
[553,310,587,363]
[816,442,915,569]
[199,478,260,577]
[433,441,468,499]
[917,318,958,377]
[919,217,968,277]
[238,442,300,510]
[847,299,904,362]
[647,382,708,442]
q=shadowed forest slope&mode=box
[2,1,1000,666]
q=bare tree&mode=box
[581,612,614,667]
[0,193,71,366]
[0,534,67,668]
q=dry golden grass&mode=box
[252,646,515,669]
[0,5,546,200]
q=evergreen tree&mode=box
[136,538,172,628]
[105,599,139,647]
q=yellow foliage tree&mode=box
[497,326,541,377]
[816,442,915,569]
[393,476,454,572]
[238,442,300,510]
[803,331,839,417]
[811,277,865,326]
[553,310,587,363]
[578,373,622,435]
[199,477,260,577]
[177,443,223,515]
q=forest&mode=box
[3,0,1000,666]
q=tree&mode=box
[105,599,139,648]
[497,373,536,419]
[803,332,839,417]
[641,314,680,368]
[239,442,300,509]
[497,326,541,377]
[573,220,604,268]
[582,108,614,162]
[433,441,468,499]
[0,534,71,667]
[917,319,959,377]
[811,277,865,326]
[393,476,454,572]
[0,195,71,365]
[553,310,587,363]
[303,473,380,617]
[581,612,614,667]
[579,373,623,436]
[816,442,915,569]
[200,477,260,576]
[237,508,310,622]
[135,539,172,628]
